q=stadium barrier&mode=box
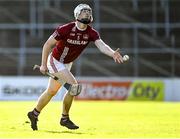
[0,76,179,101]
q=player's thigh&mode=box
[47,54,76,84]
[46,77,61,95]
[54,69,77,85]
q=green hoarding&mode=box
[127,81,164,101]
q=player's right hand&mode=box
[40,65,48,74]
[113,48,123,63]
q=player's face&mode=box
[78,8,91,20]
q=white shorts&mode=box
[47,53,72,74]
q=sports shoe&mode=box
[27,111,38,130]
[60,117,79,129]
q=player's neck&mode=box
[76,21,87,31]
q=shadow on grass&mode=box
[43,130,86,135]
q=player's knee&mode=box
[64,83,82,96]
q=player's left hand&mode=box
[113,48,123,63]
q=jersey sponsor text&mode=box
[67,39,88,45]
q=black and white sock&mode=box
[62,114,69,119]
[32,108,40,118]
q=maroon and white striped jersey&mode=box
[51,22,100,63]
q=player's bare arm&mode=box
[95,39,123,63]
[40,36,57,74]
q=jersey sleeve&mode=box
[51,24,69,41]
[90,28,100,42]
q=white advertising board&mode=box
[0,76,66,100]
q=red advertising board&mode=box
[76,80,132,100]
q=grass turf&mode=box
[0,101,180,138]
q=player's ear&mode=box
[90,15,93,22]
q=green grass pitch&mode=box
[0,101,180,138]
